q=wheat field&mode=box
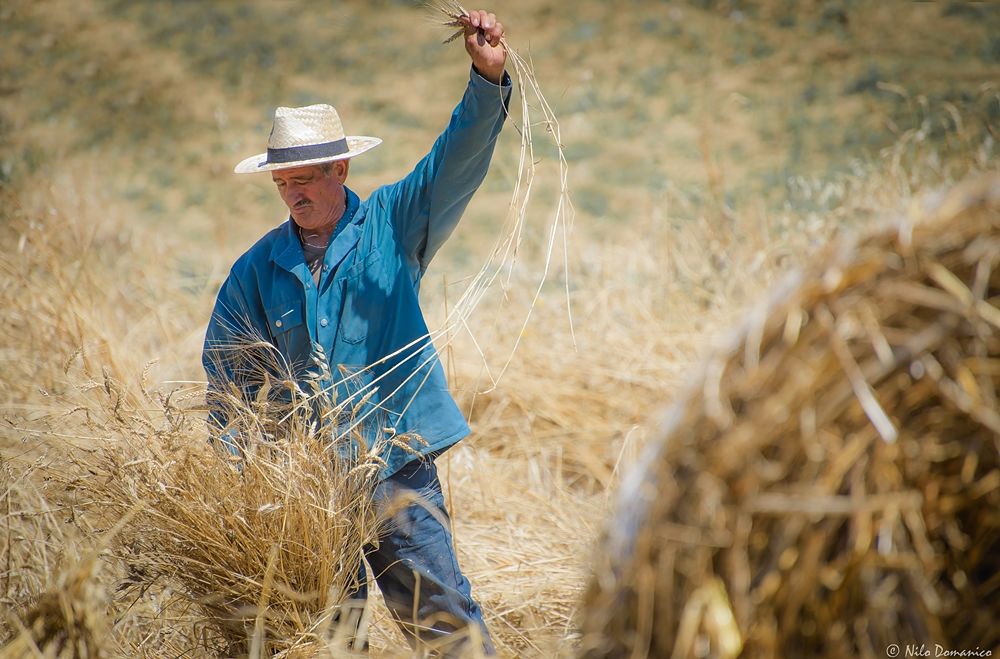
[1,0,998,656]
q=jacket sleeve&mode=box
[201,269,270,455]
[372,66,512,278]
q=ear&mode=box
[334,159,350,183]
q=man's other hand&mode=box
[461,9,506,84]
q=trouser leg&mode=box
[365,455,495,656]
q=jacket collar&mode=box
[269,187,363,276]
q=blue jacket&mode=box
[203,68,511,478]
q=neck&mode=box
[301,221,336,245]
[312,202,346,241]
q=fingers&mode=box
[488,19,504,47]
[461,9,504,46]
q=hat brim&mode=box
[233,136,382,174]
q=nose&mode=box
[282,183,305,205]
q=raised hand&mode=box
[460,9,506,84]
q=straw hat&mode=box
[234,104,381,174]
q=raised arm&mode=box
[372,8,512,279]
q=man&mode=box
[202,9,509,655]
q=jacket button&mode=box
[320,318,329,327]
[275,320,282,328]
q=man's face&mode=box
[271,161,349,232]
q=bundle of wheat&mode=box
[580,174,1000,658]
[40,359,393,657]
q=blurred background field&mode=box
[1,0,998,656]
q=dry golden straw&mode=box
[580,174,1000,658]
[21,354,393,656]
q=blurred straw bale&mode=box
[580,174,1000,658]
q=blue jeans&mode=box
[349,453,495,656]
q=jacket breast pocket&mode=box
[264,301,307,369]
[339,253,384,345]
